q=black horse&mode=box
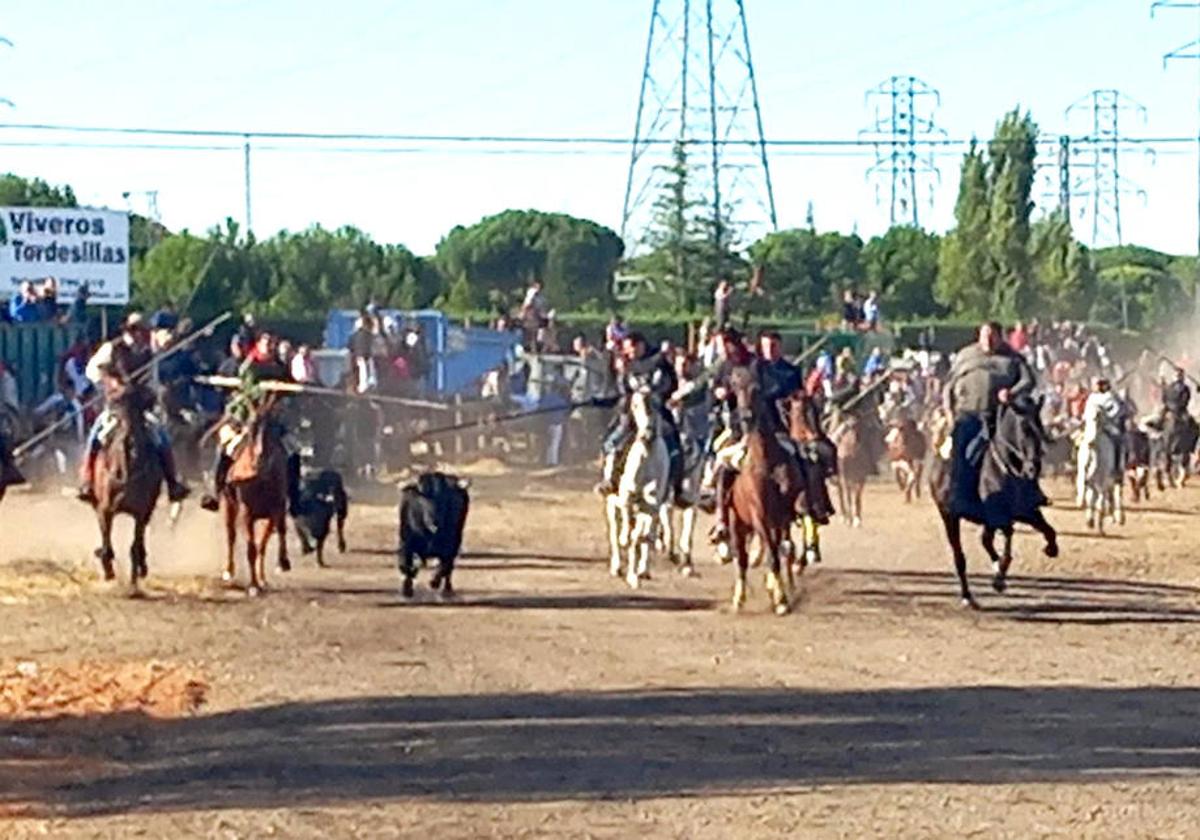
[931,401,1059,607]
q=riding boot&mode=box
[200,453,230,512]
[76,447,98,503]
[159,447,191,502]
[708,465,735,544]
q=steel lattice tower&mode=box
[620,0,777,258]
[1065,89,1148,246]
[858,76,945,227]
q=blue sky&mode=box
[1,0,1197,256]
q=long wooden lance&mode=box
[13,311,234,460]
[790,334,829,368]
[414,396,615,439]
[193,375,451,412]
[1145,346,1200,389]
[840,369,894,414]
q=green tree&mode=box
[435,209,622,311]
[1030,212,1095,320]
[748,228,863,314]
[936,142,992,316]
[861,226,942,319]
[0,173,77,207]
[986,109,1038,318]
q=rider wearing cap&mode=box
[77,313,191,504]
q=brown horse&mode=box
[787,393,835,567]
[222,403,291,595]
[91,386,164,589]
[728,368,803,615]
[886,417,927,503]
[831,411,872,527]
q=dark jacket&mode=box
[1163,380,1191,416]
[946,342,1036,418]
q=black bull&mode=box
[398,471,470,599]
[930,404,1059,607]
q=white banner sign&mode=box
[0,206,130,305]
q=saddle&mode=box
[228,421,285,483]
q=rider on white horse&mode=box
[594,332,681,498]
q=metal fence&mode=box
[0,322,83,408]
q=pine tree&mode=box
[936,142,992,316]
[986,109,1038,319]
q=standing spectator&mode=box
[291,344,316,384]
[67,282,90,326]
[37,278,61,322]
[538,310,561,354]
[840,290,861,330]
[8,281,42,323]
[604,315,627,352]
[236,313,258,349]
[713,278,735,330]
[862,346,887,378]
[1009,320,1029,354]
[541,378,572,467]
[521,279,548,350]
[348,316,377,394]
[150,301,179,332]
[862,291,880,331]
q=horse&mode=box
[1160,411,1197,488]
[605,390,672,589]
[830,411,871,527]
[221,400,292,595]
[885,416,927,503]
[787,393,834,569]
[0,406,26,505]
[931,403,1058,607]
[726,367,803,616]
[89,385,165,590]
[1076,413,1123,534]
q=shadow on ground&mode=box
[838,568,1200,624]
[4,684,1199,818]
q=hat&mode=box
[123,312,147,332]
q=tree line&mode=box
[0,108,1193,333]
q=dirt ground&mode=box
[2,465,1200,839]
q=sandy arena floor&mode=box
[1,466,1199,838]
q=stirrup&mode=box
[199,493,220,512]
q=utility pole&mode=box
[858,75,946,227]
[621,0,777,275]
[1064,89,1148,247]
[1153,1,1200,309]
[243,135,253,237]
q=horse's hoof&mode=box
[277,558,291,573]
[221,571,234,585]
[961,595,979,610]
[626,574,640,590]
[247,586,261,598]
[338,540,347,554]
[1044,542,1059,559]
[609,565,621,578]
[679,565,695,578]
[299,544,315,556]
[992,575,1008,594]
[774,602,790,617]
[401,578,415,599]
[852,517,862,528]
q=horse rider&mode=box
[667,351,712,504]
[77,313,191,504]
[943,321,1037,517]
[1161,367,1191,422]
[199,330,301,513]
[703,331,806,545]
[1082,375,1126,466]
[594,332,682,496]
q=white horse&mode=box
[606,391,673,589]
[1077,398,1124,534]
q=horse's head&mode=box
[629,389,658,439]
